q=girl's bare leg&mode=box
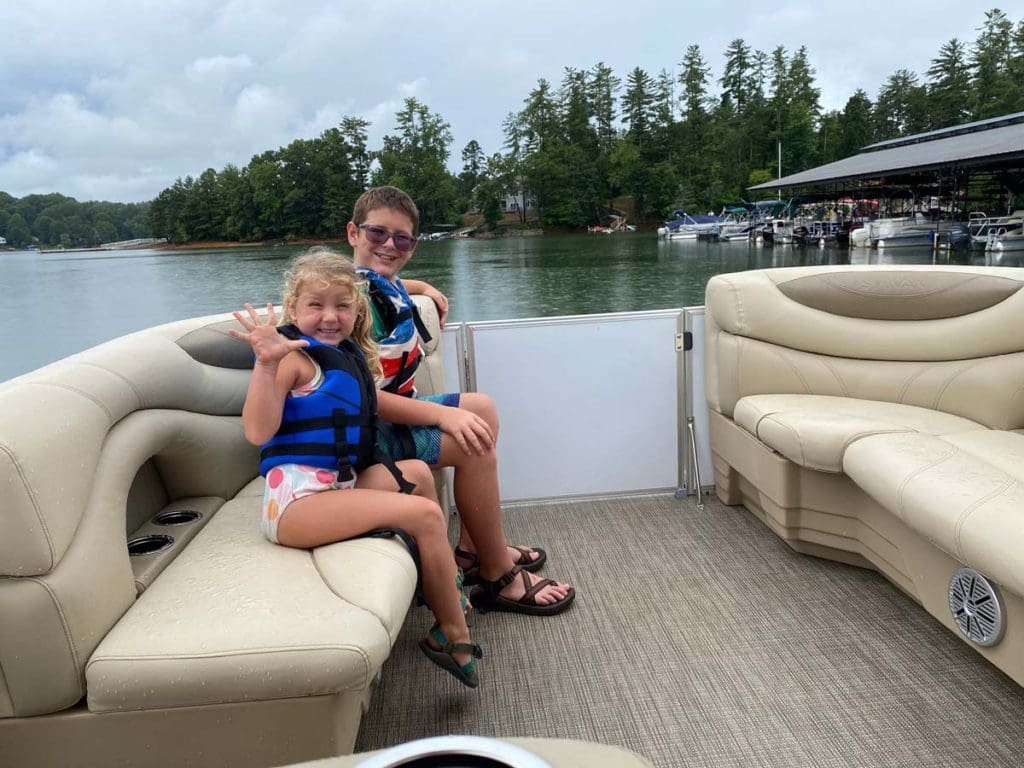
[276,460,471,662]
[439,394,572,606]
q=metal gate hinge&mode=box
[675,331,693,352]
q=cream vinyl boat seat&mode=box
[705,265,1024,686]
[0,297,446,767]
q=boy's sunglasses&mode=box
[358,224,417,252]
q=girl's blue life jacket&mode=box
[258,326,380,481]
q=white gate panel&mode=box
[465,311,683,502]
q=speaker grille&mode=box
[948,568,1004,647]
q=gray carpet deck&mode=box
[354,494,1024,767]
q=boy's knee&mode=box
[463,393,499,431]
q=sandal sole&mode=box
[419,639,480,688]
[472,586,575,616]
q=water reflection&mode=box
[2,234,1013,381]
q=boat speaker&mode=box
[948,567,1005,647]
[354,736,552,768]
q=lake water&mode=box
[1,233,1008,382]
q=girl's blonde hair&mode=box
[281,246,382,380]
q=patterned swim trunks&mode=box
[376,392,462,465]
[262,463,356,544]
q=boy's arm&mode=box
[378,390,493,455]
[401,279,449,327]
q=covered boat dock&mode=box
[749,112,1024,216]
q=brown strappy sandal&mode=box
[471,565,575,616]
[454,545,547,586]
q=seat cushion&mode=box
[843,431,1024,596]
[735,394,986,472]
[85,478,417,712]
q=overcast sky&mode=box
[0,1,1002,204]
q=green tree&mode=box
[458,139,487,209]
[971,8,1016,119]
[720,39,754,112]
[677,45,713,207]
[589,62,621,151]
[93,217,119,244]
[838,89,875,156]
[373,98,458,228]
[622,67,656,148]
[927,39,972,127]
[473,177,503,230]
[874,69,928,139]
[6,213,30,247]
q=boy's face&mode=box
[347,206,417,280]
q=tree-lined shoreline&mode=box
[1,9,1020,249]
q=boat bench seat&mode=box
[705,265,1024,686]
[0,296,447,766]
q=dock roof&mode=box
[750,112,1024,192]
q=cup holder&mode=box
[153,509,203,526]
[128,534,174,556]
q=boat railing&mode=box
[968,211,1024,239]
[441,309,711,502]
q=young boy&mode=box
[347,186,574,615]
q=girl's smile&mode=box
[290,284,358,345]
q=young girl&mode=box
[229,247,481,688]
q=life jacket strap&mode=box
[374,448,417,494]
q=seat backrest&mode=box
[410,295,446,396]
[704,265,1024,429]
[0,302,446,719]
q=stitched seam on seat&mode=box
[764,347,812,394]
[1006,377,1024,430]
[311,550,397,644]
[895,443,960,518]
[728,277,745,334]
[89,645,373,662]
[36,382,116,421]
[27,577,82,684]
[839,428,911,469]
[71,361,147,407]
[932,363,973,412]
[765,418,806,466]
[0,656,11,713]
[821,359,851,397]
[86,648,374,705]
[954,478,1014,559]
[0,444,55,571]
[896,365,930,404]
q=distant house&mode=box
[502,192,535,213]
[0,237,6,245]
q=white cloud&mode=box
[187,54,254,83]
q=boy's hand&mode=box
[422,286,449,328]
[437,406,494,455]
[228,303,308,366]
[404,279,449,328]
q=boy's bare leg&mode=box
[436,395,571,606]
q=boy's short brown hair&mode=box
[351,186,420,235]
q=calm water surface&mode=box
[2,233,1011,381]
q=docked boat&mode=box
[969,210,1024,248]
[656,211,723,240]
[3,265,1024,767]
[981,212,1024,252]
